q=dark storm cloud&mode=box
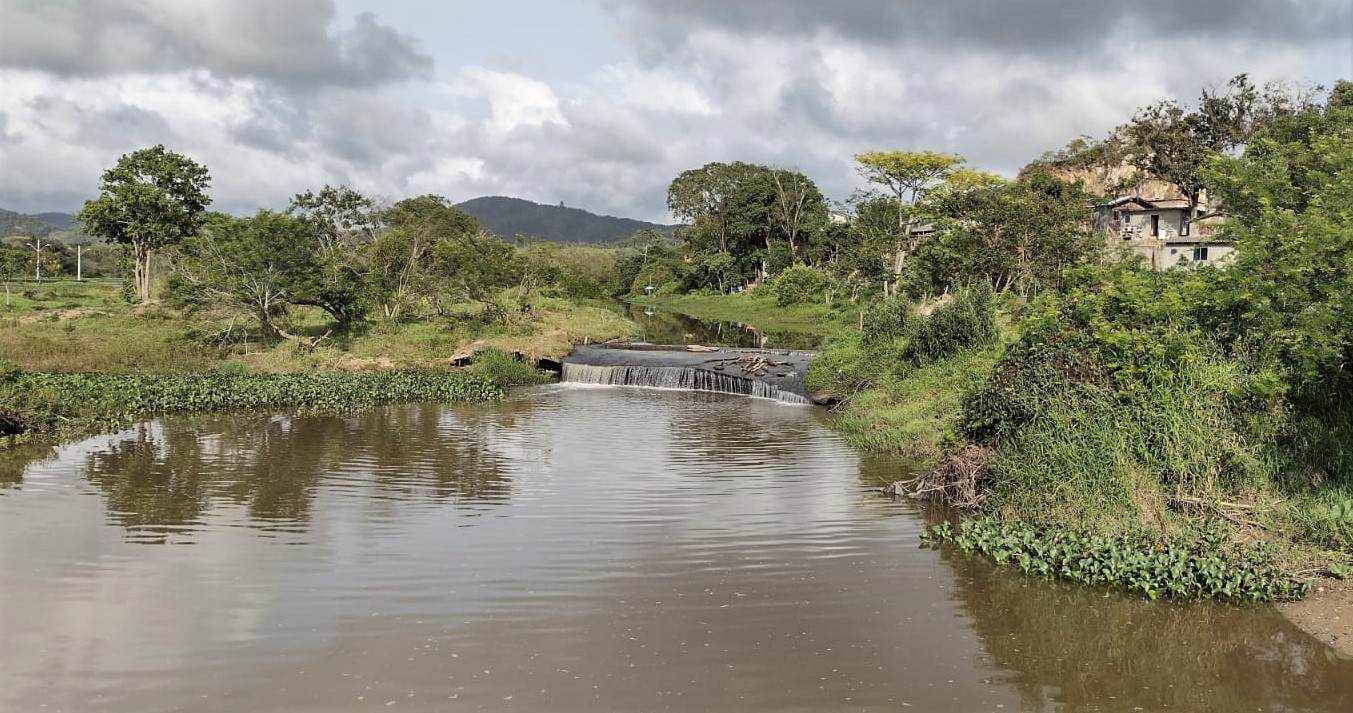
[608,0,1352,56]
[0,0,432,86]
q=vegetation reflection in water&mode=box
[2,392,1352,712]
[944,549,1353,711]
[622,302,821,350]
[41,401,535,542]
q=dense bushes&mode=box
[807,285,1000,397]
[468,347,549,387]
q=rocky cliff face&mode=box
[1045,162,1186,202]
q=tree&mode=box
[169,211,321,340]
[286,184,380,256]
[0,246,28,306]
[853,150,964,294]
[364,195,484,319]
[76,145,211,302]
[1122,74,1316,215]
[1198,81,1353,388]
[286,185,382,327]
[912,167,1098,296]
[427,230,524,322]
[768,169,829,266]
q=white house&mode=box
[1091,196,1235,270]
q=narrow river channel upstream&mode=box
[3,386,1352,712]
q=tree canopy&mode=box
[76,145,211,302]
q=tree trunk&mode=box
[133,242,152,303]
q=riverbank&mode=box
[659,288,1353,637]
[1280,580,1353,657]
[0,280,639,449]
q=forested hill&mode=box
[455,196,674,243]
[0,208,66,238]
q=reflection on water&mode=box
[624,302,821,349]
[944,548,1353,711]
[1,387,1350,712]
[69,402,532,543]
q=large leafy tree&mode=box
[286,185,383,327]
[364,195,484,319]
[912,167,1098,296]
[853,150,964,294]
[76,145,211,302]
[1123,74,1317,214]
[667,162,827,290]
[1198,81,1353,388]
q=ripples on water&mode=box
[1,386,1351,712]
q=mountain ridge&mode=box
[455,196,674,244]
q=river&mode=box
[2,386,1351,712]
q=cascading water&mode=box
[561,345,816,405]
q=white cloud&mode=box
[0,0,1347,223]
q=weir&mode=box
[561,344,816,404]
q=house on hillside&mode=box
[1091,196,1233,270]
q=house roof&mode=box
[1093,196,1191,212]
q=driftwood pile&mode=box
[707,354,792,376]
[0,407,23,436]
[902,445,994,510]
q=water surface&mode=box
[2,387,1350,712]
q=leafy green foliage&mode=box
[923,518,1309,603]
[909,167,1101,296]
[0,368,502,445]
[469,347,548,387]
[76,145,211,302]
[900,285,999,365]
[169,210,326,339]
[769,265,828,306]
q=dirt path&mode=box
[1278,579,1353,658]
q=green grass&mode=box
[631,290,849,340]
[0,281,637,376]
[830,343,1004,463]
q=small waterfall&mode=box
[561,363,811,404]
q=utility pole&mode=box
[27,237,44,282]
[77,244,83,281]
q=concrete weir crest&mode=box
[560,344,817,404]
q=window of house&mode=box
[1192,246,1209,261]
[1151,214,1160,237]
[1181,219,1191,236]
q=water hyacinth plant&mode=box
[922,518,1310,603]
[1,366,503,445]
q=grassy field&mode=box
[0,280,637,375]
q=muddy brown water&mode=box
[2,386,1351,712]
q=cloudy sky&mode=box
[0,0,1349,222]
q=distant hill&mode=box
[0,208,63,238]
[0,208,91,243]
[33,212,77,231]
[455,196,674,244]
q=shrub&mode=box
[770,265,828,306]
[469,347,548,387]
[900,284,999,365]
[861,296,918,346]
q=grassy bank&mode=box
[628,290,848,343]
[791,280,1352,600]
[1,282,635,374]
[0,280,638,449]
